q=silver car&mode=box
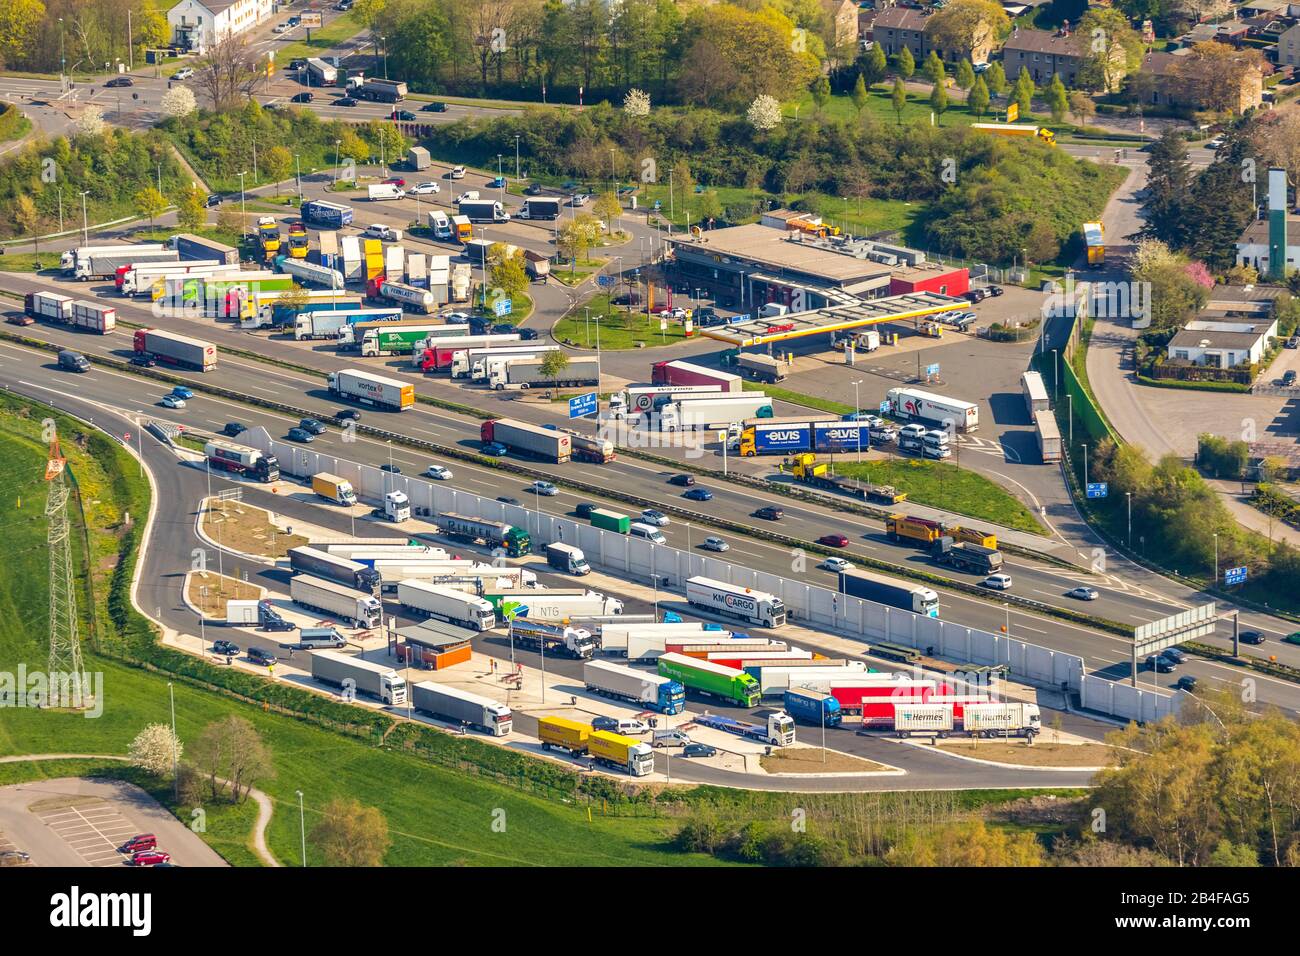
[702,536,729,552]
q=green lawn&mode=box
[834,458,1047,535]
[0,253,57,273]
[553,293,688,349]
[274,11,366,63]
[789,84,1018,130]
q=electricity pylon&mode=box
[45,432,84,687]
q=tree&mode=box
[194,33,262,112]
[272,284,311,315]
[308,797,391,867]
[930,81,949,125]
[747,94,783,131]
[557,213,602,269]
[985,60,1007,95]
[896,46,915,82]
[697,189,723,224]
[160,85,197,120]
[1046,74,1068,124]
[264,146,293,195]
[134,186,168,232]
[0,0,45,71]
[861,43,887,90]
[1139,130,1194,248]
[593,191,622,231]
[811,74,831,112]
[1078,9,1142,93]
[676,3,819,110]
[891,78,907,125]
[623,88,651,117]
[926,0,1009,67]
[850,73,868,116]
[922,51,945,87]
[1013,66,1035,117]
[176,184,207,232]
[955,60,975,93]
[540,348,571,397]
[1068,91,1096,126]
[1249,109,1300,190]
[216,205,247,238]
[75,105,105,138]
[887,819,1044,866]
[1170,43,1267,114]
[12,193,38,238]
[189,716,274,803]
[128,723,181,778]
[968,75,990,119]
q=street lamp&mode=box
[294,153,302,202]
[168,681,179,801]
[296,790,306,866]
[514,135,521,181]
[79,190,90,246]
[852,380,863,464]
[1213,532,1219,584]
[1126,491,1132,548]
[334,139,342,183]
[238,171,248,237]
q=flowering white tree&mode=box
[76,105,106,137]
[623,88,650,118]
[128,723,182,777]
[160,85,197,119]
[747,95,782,131]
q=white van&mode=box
[628,522,667,545]
[651,729,691,748]
[897,423,927,452]
[367,183,405,201]
[922,429,952,459]
[428,210,451,240]
[616,718,650,736]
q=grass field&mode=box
[834,458,1046,535]
[0,253,54,273]
[553,293,688,349]
[274,12,365,64]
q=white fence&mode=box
[248,428,1180,723]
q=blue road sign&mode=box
[596,274,616,288]
[492,296,513,317]
[879,400,891,414]
[1224,566,1247,586]
[925,363,940,377]
[568,392,598,418]
[1086,482,1109,499]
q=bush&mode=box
[1197,433,1249,479]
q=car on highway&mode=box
[298,417,325,435]
[391,109,417,121]
[1286,632,1300,646]
[105,76,133,87]
[212,640,239,657]
[983,573,1013,590]
[335,96,358,107]
[1160,647,1188,665]
[382,177,407,188]
[160,395,186,409]
[683,487,713,502]
[450,166,466,179]
[337,408,361,421]
[173,67,195,81]
[291,91,314,103]
[530,480,558,496]
[1239,630,1265,645]
[170,386,194,400]
[421,101,448,112]
[221,422,246,437]
[681,743,717,758]
[497,496,522,506]
[575,502,597,519]
[1175,675,1199,692]
[701,536,729,552]
[287,427,315,443]
[669,473,695,487]
[127,850,171,867]
[821,557,854,573]
[1145,654,1176,673]
[129,353,155,366]
[640,509,670,527]
[1066,586,1099,601]
[426,464,452,480]
[817,533,850,547]
[408,181,440,195]
[482,441,507,456]
[523,182,544,195]
[204,193,223,207]
[379,463,401,474]
[755,506,783,521]
[119,834,157,854]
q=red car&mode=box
[382,177,406,188]
[818,534,850,548]
[127,849,171,867]
[119,834,156,854]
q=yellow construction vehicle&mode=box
[886,513,997,549]
[257,217,281,263]
[786,453,908,505]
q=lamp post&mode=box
[294,153,302,202]
[1126,491,1132,548]
[853,380,863,464]
[168,681,179,801]
[296,790,306,866]
[514,135,521,180]
[650,573,662,619]
[79,190,90,246]
[1213,532,1219,584]
[334,139,342,182]
[238,171,248,237]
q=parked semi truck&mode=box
[256,292,364,328]
[310,650,406,705]
[328,369,415,410]
[783,688,843,727]
[299,308,405,341]
[589,730,654,776]
[838,568,940,618]
[118,260,225,296]
[508,618,598,659]
[537,716,590,755]
[545,543,590,575]
[204,440,279,482]
[436,513,530,556]
[413,334,522,372]
[480,419,572,463]
[886,386,979,432]
[302,200,354,228]
[290,574,382,628]
[373,280,436,313]
[132,328,217,371]
[484,588,623,620]
[311,473,358,506]
[517,197,561,220]
[358,325,446,357]
[489,356,600,390]
[61,242,167,275]
[891,702,1041,738]
[657,652,761,707]
[72,245,179,280]
[275,255,345,290]
[607,384,723,418]
[686,576,786,628]
[411,682,512,736]
[459,199,510,223]
[170,233,239,265]
[738,418,869,457]
[288,546,381,592]
[396,580,496,631]
[597,621,717,656]
[343,319,468,351]
[657,394,773,431]
[651,360,741,392]
[583,659,685,715]
[694,711,796,747]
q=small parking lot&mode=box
[0,829,32,867]
[34,797,139,866]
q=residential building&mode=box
[870,5,995,65]
[1166,319,1278,368]
[821,0,861,53]
[1136,50,1265,113]
[1280,22,1300,67]
[1236,212,1300,276]
[167,0,272,53]
[1000,25,1127,88]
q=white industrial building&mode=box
[1166,319,1278,369]
[168,0,272,53]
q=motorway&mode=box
[9,370,1103,790]
[2,334,1298,719]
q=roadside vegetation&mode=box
[553,293,688,349]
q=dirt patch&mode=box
[201,499,308,559]
[187,571,263,617]
[26,795,106,813]
[760,748,890,774]
[932,740,1117,767]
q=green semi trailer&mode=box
[657,652,761,707]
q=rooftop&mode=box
[669,223,896,285]
[872,6,933,31]
[1002,26,1088,57]
[1238,211,1300,245]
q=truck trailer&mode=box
[588,730,654,776]
[413,334,523,373]
[694,711,796,747]
[583,659,685,715]
[289,574,382,628]
[886,386,979,432]
[275,255,345,290]
[396,580,496,631]
[838,568,940,618]
[68,300,117,333]
[204,440,279,482]
[479,418,571,463]
[736,353,790,383]
[61,243,167,275]
[459,199,510,223]
[517,197,561,220]
[302,200,354,228]
[598,621,717,656]
[311,473,358,506]
[489,356,600,390]
[132,328,217,372]
[686,576,786,628]
[310,650,406,705]
[287,546,380,593]
[538,716,591,755]
[373,280,435,313]
[24,291,73,323]
[411,682,512,736]
[738,418,869,456]
[657,394,773,431]
[170,233,239,265]
[508,618,598,659]
[483,588,623,620]
[651,360,741,392]
[657,652,761,707]
[545,543,590,575]
[328,369,415,410]
[435,513,530,557]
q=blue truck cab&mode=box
[783,688,843,727]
